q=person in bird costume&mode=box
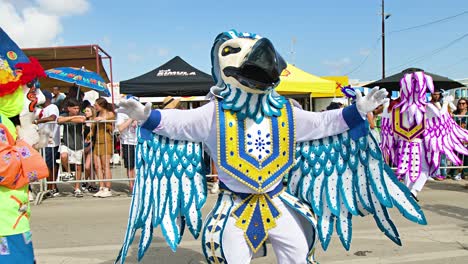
[380,71,468,201]
[116,30,427,264]
[0,27,49,263]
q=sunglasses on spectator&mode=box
[458,102,467,105]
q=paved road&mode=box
[30,180,468,264]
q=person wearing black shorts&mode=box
[36,90,61,195]
[122,144,135,170]
[116,111,137,194]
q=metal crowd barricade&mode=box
[32,112,468,205]
[384,113,468,177]
[441,113,468,177]
[32,118,217,205]
[32,119,127,204]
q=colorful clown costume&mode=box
[0,27,49,264]
[116,30,426,264]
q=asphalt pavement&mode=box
[30,179,468,264]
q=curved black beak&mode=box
[223,38,287,90]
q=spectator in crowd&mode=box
[61,85,84,113]
[116,99,138,195]
[161,95,181,109]
[83,106,99,192]
[51,86,65,109]
[454,98,468,128]
[35,90,61,196]
[450,98,468,181]
[57,99,86,197]
[428,89,447,181]
[326,102,343,110]
[429,89,443,110]
[81,100,92,113]
[367,104,384,142]
[92,98,115,198]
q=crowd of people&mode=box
[33,86,191,199]
[34,86,132,198]
[32,86,468,200]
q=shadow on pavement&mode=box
[425,181,468,194]
[99,246,205,264]
[422,204,468,222]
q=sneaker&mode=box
[88,185,99,193]
[454,173,462,181]
[49,188,60,197]
[210,182,219,194]
[99,188,112,198]
[93,187,105,197]
[29,192,36,202]
[74,189,83,198]
[44,189,60,198]
[427,177,435,181]
[52,189,60,197]
[434,175,445,181]
[61,173,74,182]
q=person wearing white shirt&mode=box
[116,112,137,194]
[35,90,60,195]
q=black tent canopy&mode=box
[120,56,214,97]
[364,68,465,91]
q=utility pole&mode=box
[381,0,386,79]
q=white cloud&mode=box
[0,0,89,48]
[359,48,371,56]
[147,46,170,57]
[37,0,89,16]
[157,48,170,57]
[322,57,351,75]
[323,57,351,68]
[127,53,143,63]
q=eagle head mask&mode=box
[210,30,288,123]
[211,30,287,94]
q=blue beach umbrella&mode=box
[45,67,111,96]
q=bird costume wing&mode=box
[287,130,426,251]
[116,131,207,263]
[380,108,398,165]
[423,102,468,174]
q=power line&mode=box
[386,32,468,74]
[388,10,468,34]
[432,56,468,72]
[344,11,468,78]
[343,37,381,76]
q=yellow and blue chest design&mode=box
[216,100,296,192]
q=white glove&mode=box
[443,95,454,104]
[355,87,389,114]
[117,99,152,122]
[443,95,456,111]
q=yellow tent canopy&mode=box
[321,76,349,97]
[275,64,336,97]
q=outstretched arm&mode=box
[296,87,389,142]
[118,99,214,143]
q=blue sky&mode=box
[1,0,467,83]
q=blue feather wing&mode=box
[288,130,426,251]
[116,132,207,264]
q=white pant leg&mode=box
[268,197,313,264]
[222,212,253,264]
[405,152,430,193]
